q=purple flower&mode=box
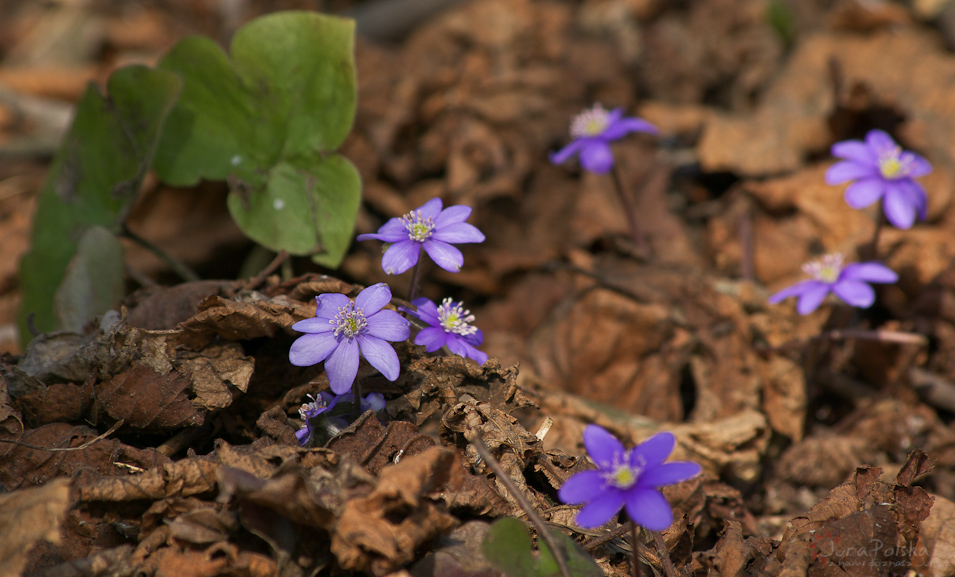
[768,253,898,315]
[403,297,488,365]
[559,425,701,530]
[550,104,658,174]
[825,129,932,229]
[356,198,485,275]
[289,283,410,394]
[296,391,386,446]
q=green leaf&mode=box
[227,155,361,267]
[155,11,359,266]
[53,227,125,333]
[482,518,603,577]
[482,518,539,577]
[18,65,181,344]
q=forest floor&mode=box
[2,0,955,575]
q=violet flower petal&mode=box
[291,317,335,333]
[639,462,702,487]
[422,239,464,273]
[578,140,615,174]
[602,117,658,140]
[844,177,884,208]
[832,280,876,308]
[357,336,401,381]
[408,298,441,325]
[325,339,360,394]
[906,153,933,178]
[866,129,896,151]
[434,205,472,227]
[417,197,444,219]
[767,280,816,304]
[831,140,876,164]
[583,425,626,469]
[840,263,898,283]
[365,309,411,341]
[355,283,392,314]
[289,332,340,366]
[557,470,604,504]
[826,161,875,185]
[883,186,917,229]
[575,489,625,528]
[795,283,831,315]
[316,293,352,315]
[624,488,673,531]
[629,431,675,470]
[381,241,420,275]
[432,222,486,244]
[549,139,589,166]
[414,326,448,352]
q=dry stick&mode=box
[243,249,290,291]
[611,163,650,256]
[757,327,927,355]
[0,420,124,451]
[121,225,201,282]
[652,531,679,577]
[469,433,572,577]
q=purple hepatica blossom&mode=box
[768,253,898,315]
[289,283,410,394]
[558,425,701,531]
[296,391,386,446]
[356,198,485,275]
[825,129,932,229]
[550,103,658,174]
[402,297,488,365]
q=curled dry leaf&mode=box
[0,477,71,576]
[332,446,459,576]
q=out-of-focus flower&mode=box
[289,283,410,394]
[356,198,485,275]
[767,253,898,315]
[558,425,701,530]
[549,103,658,174]
[825,129,932,229]
[296,391,386,446]
[403,297,488,364]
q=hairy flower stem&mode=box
[631,522,642,577]
[865,209,886,261]
[407,247,426,301]
[470,433,571,577]
[611,163,650,256]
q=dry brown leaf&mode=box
[0,477,70,577]
[332,447,458,576]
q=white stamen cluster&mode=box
[299,394,327,422]
[331,304,367,338]
[401,210,435,242]
[802,253,845,283]
[602,453,644,490]
[437,298,478,336]
[570,103,611,138]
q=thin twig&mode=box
[757,328,927,355]
[470,433,572,577]
[0,420,124,451]
[121,225,200,282]
[582,523,632,551]
[243,250,290,291]
[652,531,679,577]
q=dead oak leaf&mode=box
[0,477,71,577]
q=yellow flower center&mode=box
[802,253,844,283]
[570,104,611,138]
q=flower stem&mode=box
[865,208,886,261]
[611,163,650,256]
[630,521,641,577]
[407,247,426,301]
[121,224,201,282]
